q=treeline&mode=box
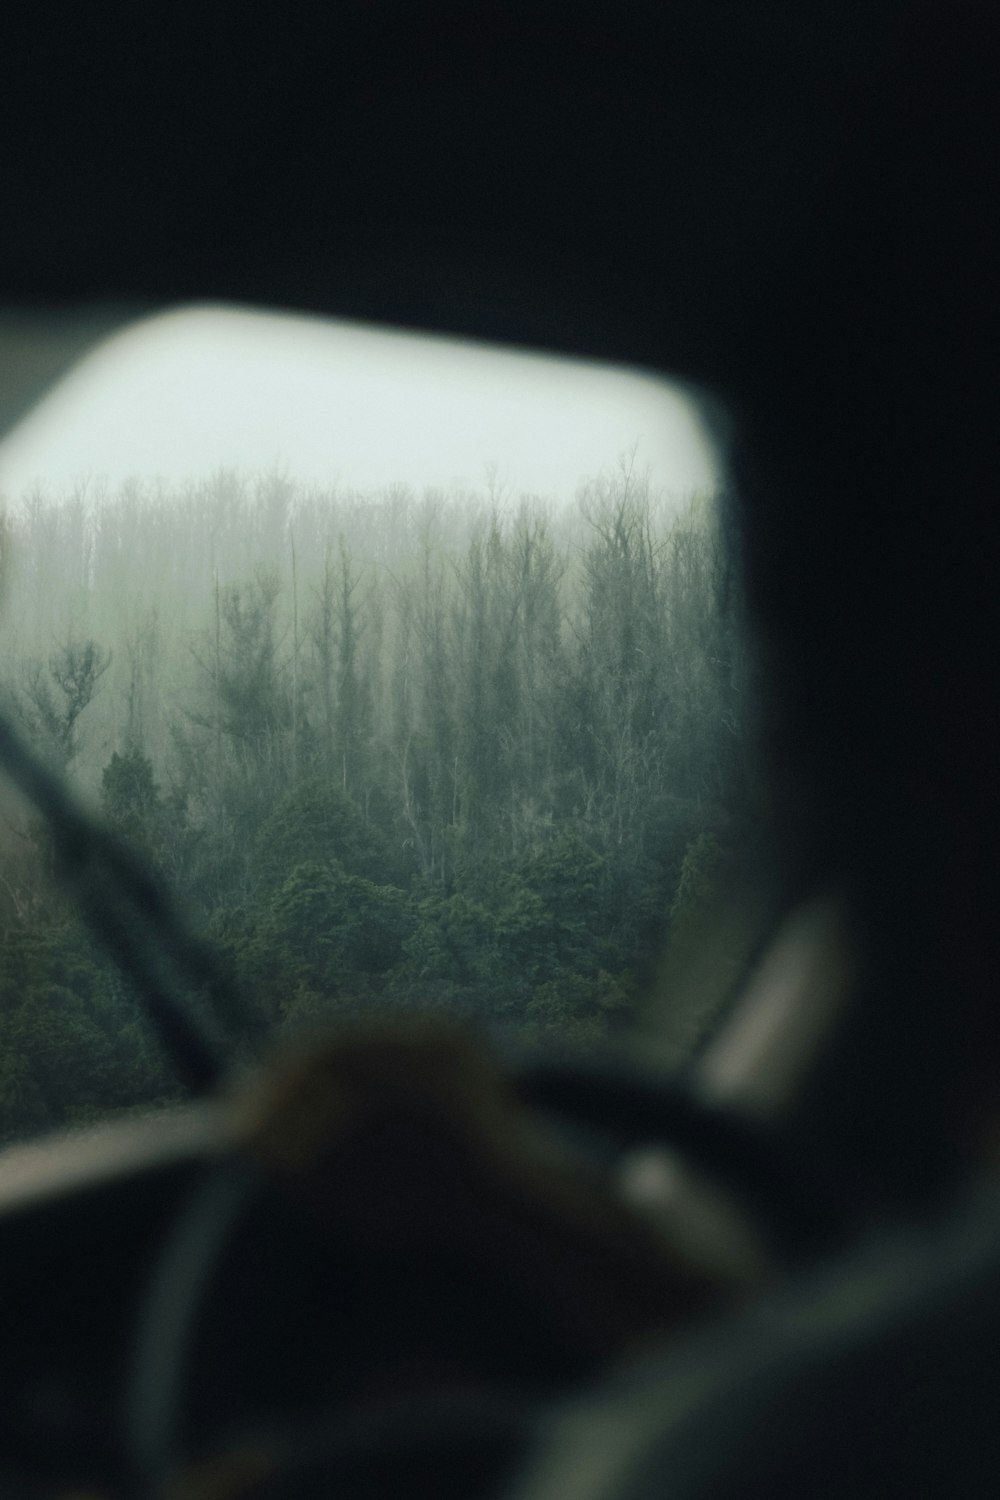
[0,465,750,1143]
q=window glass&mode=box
[0,306,747,1147]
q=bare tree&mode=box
[18,637,111,769]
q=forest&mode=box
[0,462,751,1145]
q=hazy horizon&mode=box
[0,306,720,508]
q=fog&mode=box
[0,307,720,504]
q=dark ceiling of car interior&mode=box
[0,1,918,404]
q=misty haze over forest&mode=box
[0,461,750,1144]
[0,308,720,500]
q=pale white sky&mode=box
[0,305,719,505]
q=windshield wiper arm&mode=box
[0,710,237,1094]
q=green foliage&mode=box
[272,861,407,984]
[670,830,734,935]
[523,969,635,1047]
[391,889,509,1016]
[101,746,162,843]
[254,777,396,887]
[0,917,177,1147]
[226,859,410,1033]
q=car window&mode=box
[0,305,750,1148]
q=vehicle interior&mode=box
[0,2,996,1497]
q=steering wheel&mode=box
[123,1032,850,1498]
